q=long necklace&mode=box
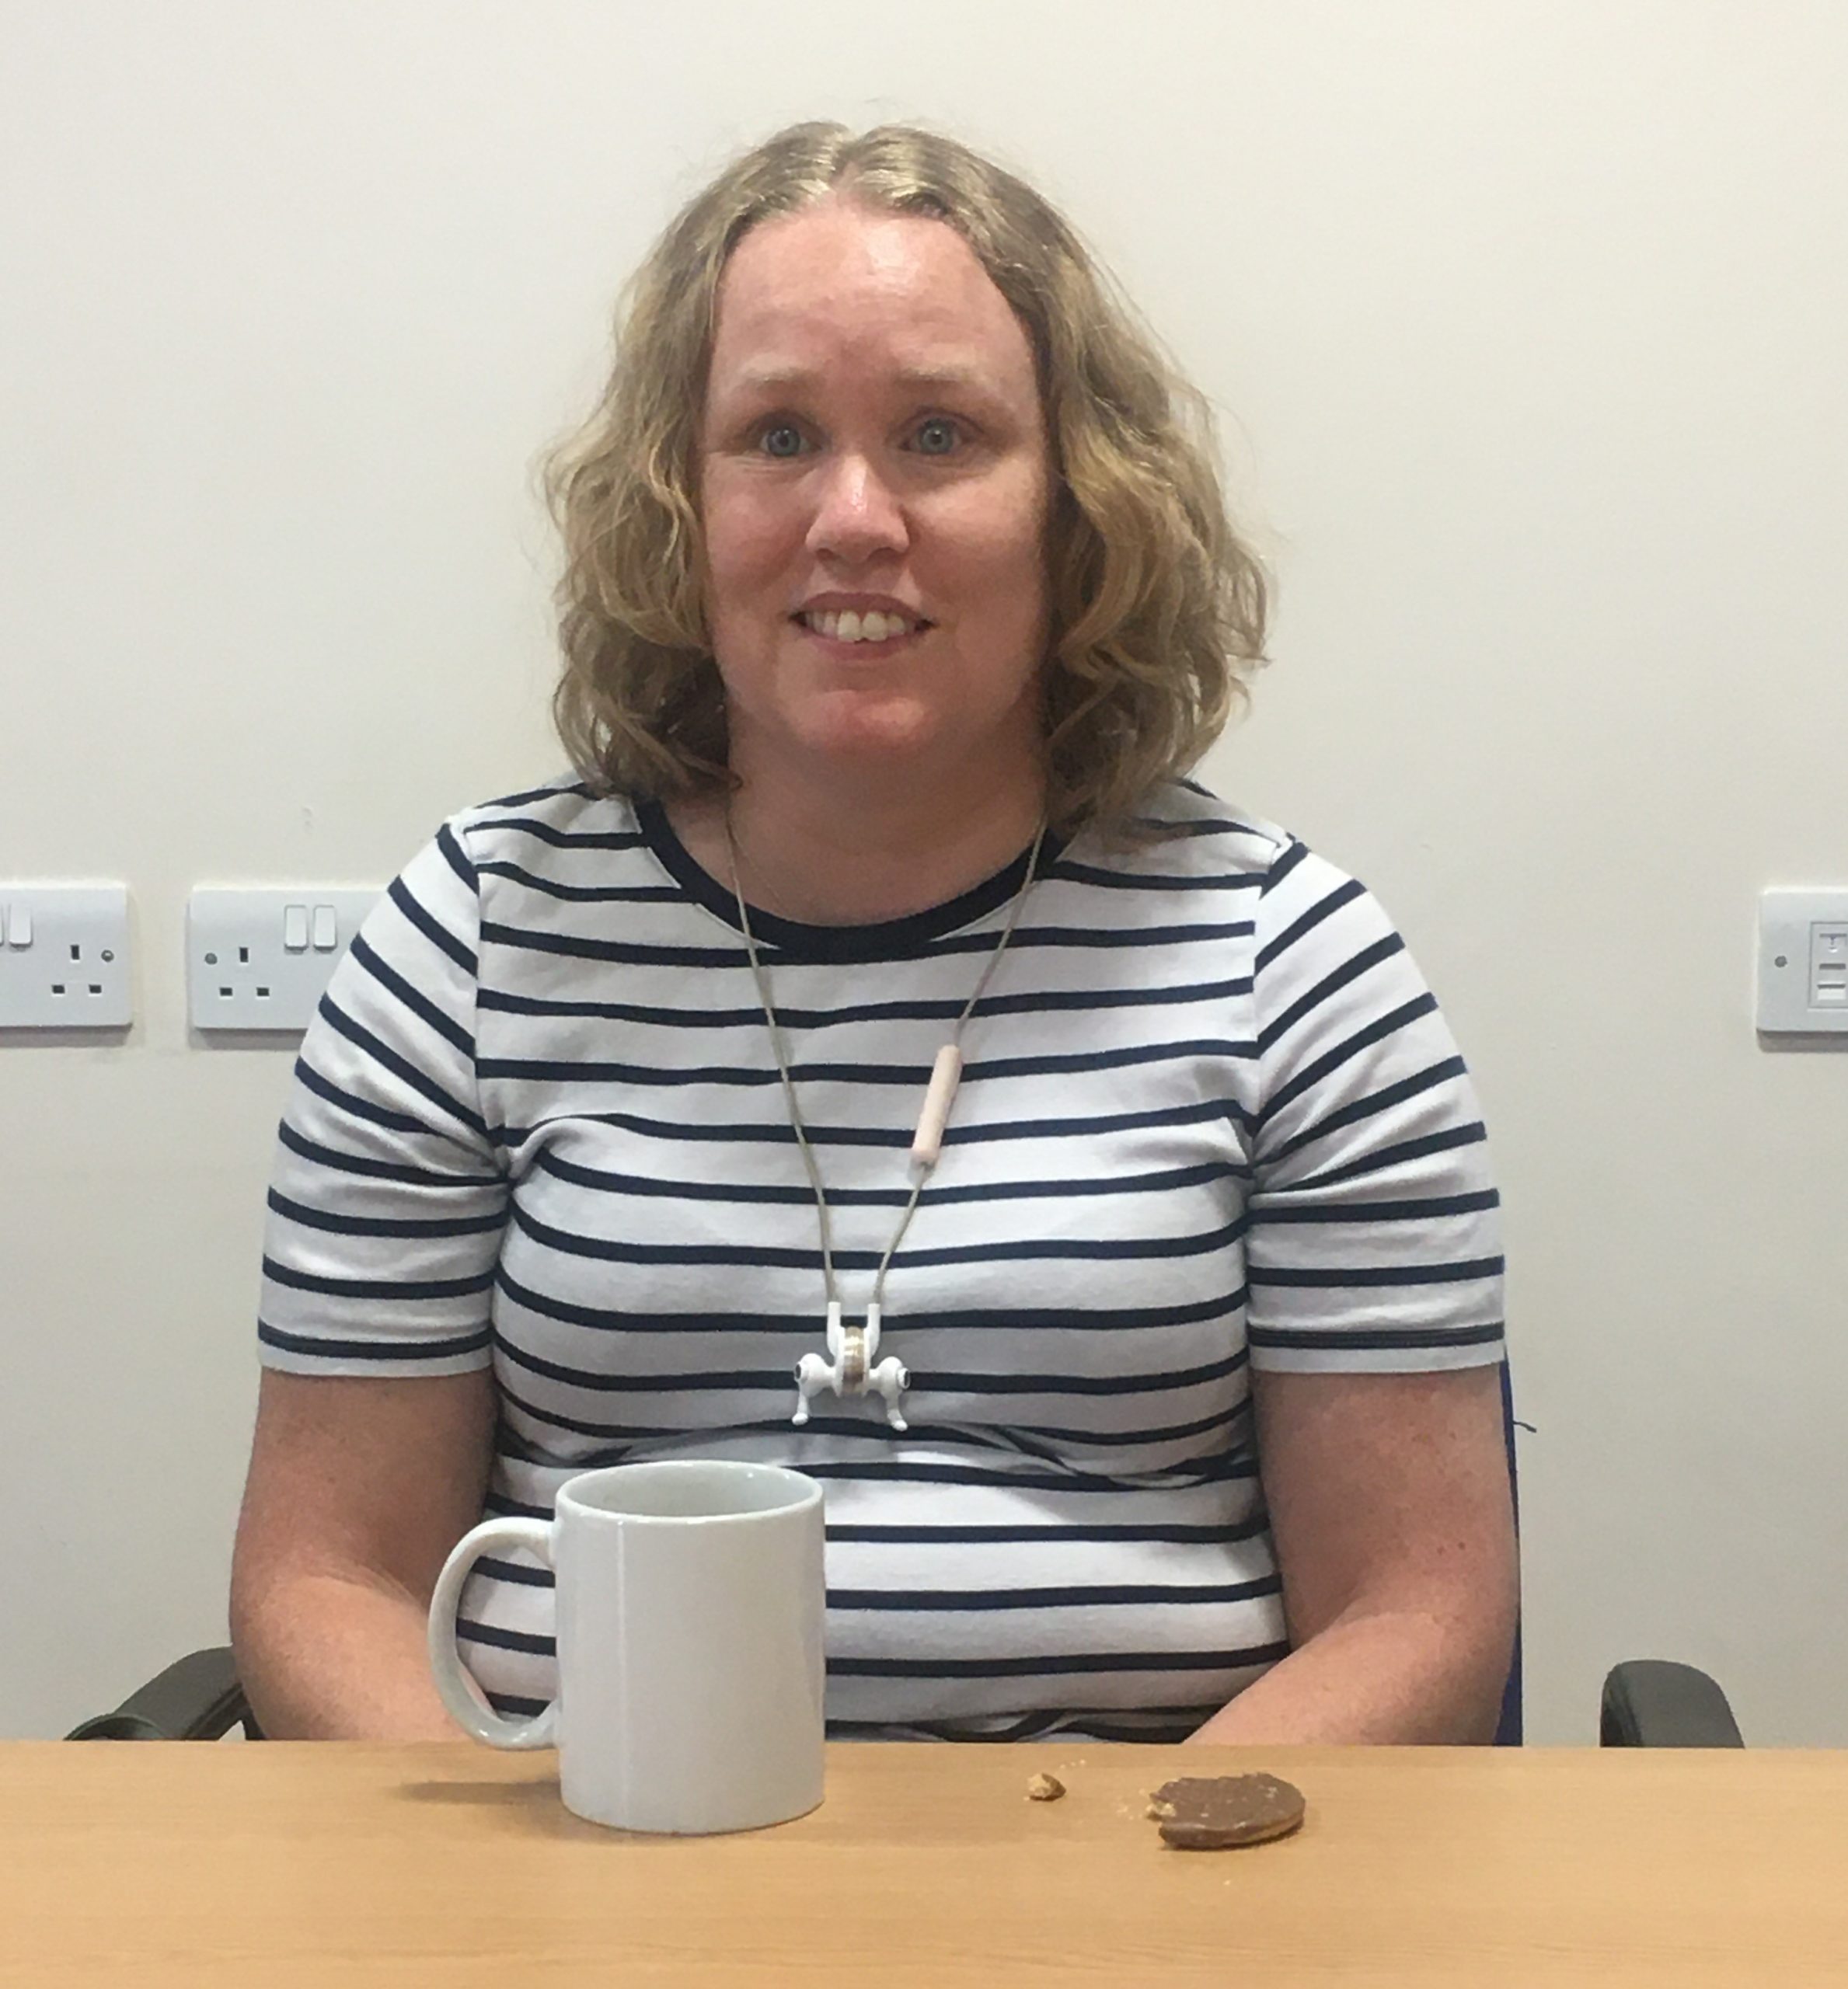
[725,810,1049,1430]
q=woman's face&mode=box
[696,197,1055,790]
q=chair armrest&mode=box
[1600,1660,1743,1747]
[65,1646,258,1741]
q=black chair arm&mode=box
[1600,1660,1743,1747]
[65,1646,259,1741]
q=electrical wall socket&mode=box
[0,884,134,1029]
[1758,887,1848,1038]
[187,887,381,1033]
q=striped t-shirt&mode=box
[257,774,1505,1742]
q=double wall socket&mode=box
[0,885,134,1029]
[187,887,382,1033]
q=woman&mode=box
[230,120,1518,1745]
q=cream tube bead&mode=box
[909,1044,964,1168]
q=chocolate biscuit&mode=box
[1145,1773,1306,1849]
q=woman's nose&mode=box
[805,453,908,553]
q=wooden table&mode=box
[5,1741,1847,1985]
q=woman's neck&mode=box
[665,763,1047,926]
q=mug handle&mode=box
[427,1516,557,1748]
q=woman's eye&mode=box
[915,416,964,455]
[755,416,966,459]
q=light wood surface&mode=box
[5,1741,1848,1985]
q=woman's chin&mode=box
[793,695,948,764]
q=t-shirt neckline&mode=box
[634,796,1066,963]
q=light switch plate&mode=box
[0,884,134,1029]
[1757,888,1848,1037]
[187,887,381,1033]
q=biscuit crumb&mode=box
[1026,1772,1066,1803]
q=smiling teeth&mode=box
[803,609,915,643]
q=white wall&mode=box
[3,0,1843,1743]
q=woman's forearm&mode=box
[1186,1603,1512,1747]
[232,1568,485,1741]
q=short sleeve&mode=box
[256,817,509,1376]
[1243,838,1506,1373]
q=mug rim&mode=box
[555,1458,823,1525]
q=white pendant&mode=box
[791,1300,909,1430]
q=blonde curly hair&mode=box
[539,119,1271,839]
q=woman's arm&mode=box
[229,1366,499,1740]
[1187,1364,1518,1746]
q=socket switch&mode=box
[0,885,134,1029]
[1757,888,1848,1037]
[188,887,381,1033]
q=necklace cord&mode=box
[726,817,1049,1325]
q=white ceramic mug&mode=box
[427,1459,826,1834]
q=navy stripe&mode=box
[458,1618,553,1656]
[1248,1254,1504,1289]
[1249,1318,1505,1352]
[486,1448,1254,1493]
[928,1350,1249,1394]
[485,1689,550,1717]
[292,1055,426,1134]
[825,1709,1217,1741]
[832,1643,1292,1678]
[476,1491,1276,1541]
[787,1457,1251,1492]
[828,1713,1075,1741]
[1285,1122,1488,1191]
[267,1186,505,1241]
[276,1116,503,1189]
[791,1520,1268,1545]
[477,1555,553,1586]
[348,932,475,1061]
[1254,1188,1500,1225]
[1258,934,1407,1053]
[1050,860,1260,893]
[477,780,598,810]
[529,1147,1243,1208]
[479,918,1252,971]
[1266,1057,1467,1166]
[493,1266,1250,1339]
[1257,996,1439,1127]
[262,1254,495,1301]
[476,1038,1252,1090]
[495,1383,1245,1452]
[476,862,682,903]
[489,1096,1247,1151]
[389,876,476,976]
[316,994,487,1141]
[477,817,647,849]
[507,1197,1250,1269]
[1261,838,1309,893]
[476,974,1250,1028]
[435,820,478,889]
[257,1317,491,1360]
[1254,876,1366,976]
[828,1579,1279,1611]
[1136,817,1277,845]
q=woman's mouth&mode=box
[791,612,933,659]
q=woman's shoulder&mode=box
[1112,781,1394,939]
[439,775,644,862]
[1098,776,1297,880]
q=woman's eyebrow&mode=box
[728,361,999,398]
